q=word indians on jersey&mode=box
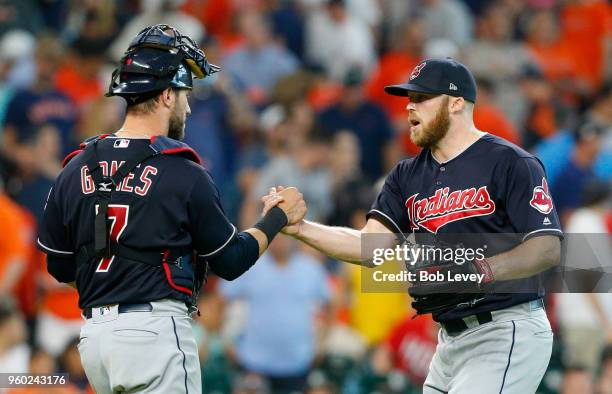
[406,186,496,233]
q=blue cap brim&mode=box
[384,83,439,97]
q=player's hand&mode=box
[278,186,305,235]
[277,186,307,226]
[261,191,284,217]
[261,189,301,235]
[263,186,307,233]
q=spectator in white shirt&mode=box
[305,0,376,81]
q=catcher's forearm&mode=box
[488,235,561,281]
[292,220,366,265]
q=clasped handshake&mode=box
[260,185,306,235]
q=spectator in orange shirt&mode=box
[8,207,42,331]
[473,78,521,146]
[365,17,429,156]
[559,0,612,93]
[0,183,29,299]
[524,9,580,94]
[34,262,82,358]
[180,0,234,39]
[54,37,106,108]
[366,17,428,125]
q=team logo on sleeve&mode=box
[405,186,496,233]
[529,178,554,214]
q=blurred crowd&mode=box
[0,0,610,393]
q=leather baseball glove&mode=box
[406,242,495,315]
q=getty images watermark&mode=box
[370,244,487,283]
[361,233,611,293]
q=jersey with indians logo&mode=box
[406,186,496,233]
[366,133,563,321]
[367,134,562,238]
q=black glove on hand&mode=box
[407,247,495,315]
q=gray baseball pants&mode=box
[78,299,201,393]
[423,300,553,394]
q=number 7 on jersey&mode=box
[94,204,130,272]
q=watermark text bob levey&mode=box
[370,244,487,284]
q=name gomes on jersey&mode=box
[80,161,158,196]
[406,186,496,233]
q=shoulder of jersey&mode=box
[61,134,202,168]
[479,133,534,160]
[396,155,418,170]
[392,134,536,175]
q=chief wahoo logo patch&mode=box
[529,178,554,214]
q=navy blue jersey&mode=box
[37,135,236,308]
[5,88,78,155]
[367,134,563,321]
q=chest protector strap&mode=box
[83,138,159,258]
[73,135,200,268]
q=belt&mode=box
[440,299,544,336]
[441,312,493,336]
[83,303,153,319]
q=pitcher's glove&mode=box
[406,245,495,315]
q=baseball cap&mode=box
[384,58,477,102]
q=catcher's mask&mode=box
[106,24,220,102]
